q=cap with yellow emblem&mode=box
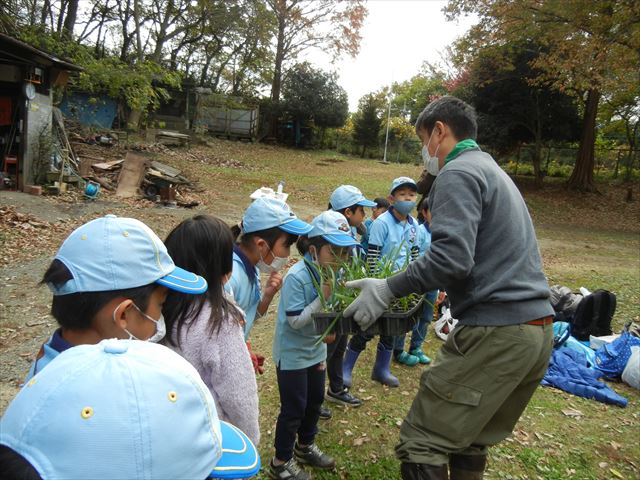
[0,339,260,479]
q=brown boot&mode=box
[401,462,448,480]
[448,454,487,480]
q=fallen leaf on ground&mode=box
[561,408,583,417]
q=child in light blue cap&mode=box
[393,196,438,366]
[24,214,208,382]
[0,339,260,479]
[323,185,377,412]
[328,184,376,239]
[228,197,313,375]
[343,177,421,388]
[269,210,357,480]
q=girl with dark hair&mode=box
[228,198,313,342]
[268,211,356,480]
[162,214,260,446]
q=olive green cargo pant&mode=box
[395,323,553,466]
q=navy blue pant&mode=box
[274,362,326,461]
[326,333,347,393]
[349,332,394,352]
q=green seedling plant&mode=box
[307,244,430,344]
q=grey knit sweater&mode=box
[165,301,260,445]
[388,148,553,326]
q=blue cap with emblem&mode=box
[308,210,358,247]
[329,185,377,210]
[389,176,417,195]
[49,214,207,295]
[242,197,312,235]
[0,339,260,479]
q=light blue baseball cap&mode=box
[329,185,377,210]
[50,214,207,295]
[0,339,260,479]
[390,176,417,195]
[242,197,312,235]
[308,211,358,247]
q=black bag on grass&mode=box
[570,290,616,341]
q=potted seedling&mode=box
[309,247,427,344]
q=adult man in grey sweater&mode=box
[344,96,554,480]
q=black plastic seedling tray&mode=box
[313,297,424,336]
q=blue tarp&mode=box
[59,92,117,129]
[542,348,628,407]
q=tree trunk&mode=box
[268,12,286,139]
[127,109,142,130]
[40,0,51,28]
[57,0,67,35]
[567,89,600,192]
[533,97,543,189]
[360,145,366,158]
[62,0,78,39]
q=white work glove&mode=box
[343,278,395,330]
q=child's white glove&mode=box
[343,278,395,330]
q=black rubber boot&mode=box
[448,454,487,480]
[400,462,448,480]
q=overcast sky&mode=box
[302,0,478,111]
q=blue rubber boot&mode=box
[371,343,399,387]
[342,346,361,388]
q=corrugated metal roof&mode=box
[0,33,83,71]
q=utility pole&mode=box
[382,92,392,163]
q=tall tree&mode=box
[281,62,348,129]
[391,65,449,124]
[447,0,640,191]
[463,41,581,187]
[265,0,366,134]
[353,93,384,158]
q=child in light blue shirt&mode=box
[343,177,420,389]
[360,197,390,252]
[24,215,208,382]
[393,196,439,366]
[324,185,379,409]
[269,211,357,479]
[228,197,312,342]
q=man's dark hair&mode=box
[415,96,478,141]
[41,259,157,330]
[0,445,43,480]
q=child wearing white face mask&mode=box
[228,197,313,344]
[24,214,208,382]
[162,214,261,446]
[269,210,357,480]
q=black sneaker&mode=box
[267,458,310,480]
[319,405,332,420]
[326,388,363,407]
[294,443,336,470]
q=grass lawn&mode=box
[167,139,639,480]
[1,138,638,479]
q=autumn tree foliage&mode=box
[446,0,640,191]
[1,0,366,130]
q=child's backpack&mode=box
[570,290,616,341]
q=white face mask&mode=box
[114,302,166,343]
[257,248,287,273]
[422,130,441,176]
